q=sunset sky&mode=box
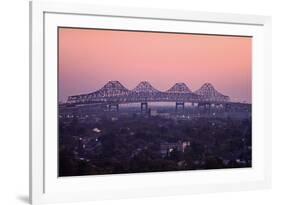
[59,28,252,103]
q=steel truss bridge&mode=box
[64,81,252,113]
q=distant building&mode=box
[92,128,101,133]
[160,141,188,157]
[150,110,158,116]
[111,117,118,121]
[158,113,171,119]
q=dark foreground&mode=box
[59,105,251,176]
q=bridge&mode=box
[65,81,232,112]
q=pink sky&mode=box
[59,28,252,103]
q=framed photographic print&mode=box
[30,0,271,204]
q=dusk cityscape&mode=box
[58,28,252,176]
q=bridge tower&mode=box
[175,102,185,112]
[141,102,148,113]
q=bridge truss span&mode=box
[66,81,230,105]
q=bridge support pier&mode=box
[175,102,184,112]
[206,103,212,113]
[141,102,148,113]
[191,102,198,114]
[197,103,211,113]
[215,104,222,112]
[108,104,119,112]
[197,103,202,112]
[224,103,231,112]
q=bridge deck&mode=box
[67,92,230,105]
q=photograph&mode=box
[58,27,252,177]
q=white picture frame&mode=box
[30,0,272,204]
